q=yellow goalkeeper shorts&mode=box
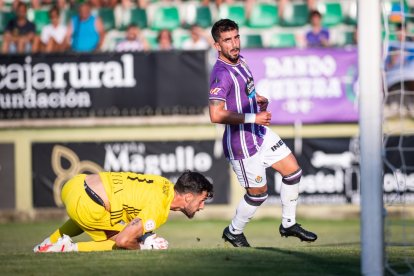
[61,174,124,241]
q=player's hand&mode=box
[139,233,169,250]
[255,111,272,126]
[256,95,269,111]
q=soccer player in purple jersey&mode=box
[209,19,317,247]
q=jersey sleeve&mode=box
[209,67,232,102]
[137,203,167,233]
[134,175,172,233]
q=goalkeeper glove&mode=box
[139,233,168,250]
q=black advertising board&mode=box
[0,143,15,209]
[266,136,414,204]
[382,135,414,204]
[0,51,208,119]
[32,140,230,207]
[32,136,414,207]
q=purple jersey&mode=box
[209,57,266,160]
[306,28,330,47]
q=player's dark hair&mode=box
[395,22,407,31]
[157,29,173,43]
[175,171,213,199]
[211,19,239,42]
[16,2,27,10]
[309,10,322,21]
[127,23,138,30]
[49,6,60,17]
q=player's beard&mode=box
[182,207,196,219]
[223,48,240,63]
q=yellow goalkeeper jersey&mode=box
[99,172,174,233]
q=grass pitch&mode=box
[0,218,364,276]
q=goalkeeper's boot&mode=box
[279,223,317,242]
[33,237,53,253]
[37,234,77,253]
[222,226,251,247]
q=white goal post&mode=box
[358,0,384,275]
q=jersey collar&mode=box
[218,57,241,67]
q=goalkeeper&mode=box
[34,171,213,252]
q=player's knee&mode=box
[282,168,302,185]
[244,191,268,206]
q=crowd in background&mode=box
[0,0,413,116]
[0,0,366,54]
[0,0,317,13]
[1,0,219,53]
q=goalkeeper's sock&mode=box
[229,193,268,235]
[50,230,62,244]
[76,240,116,252]
[280,183,299,228]
[49,219,84,243]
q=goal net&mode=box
[381,0,414,274]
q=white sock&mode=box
[280,183,298,228]
[229,196,259,235]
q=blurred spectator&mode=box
[136,0,147,8]
[115,0,142,29]
[386,23,414,70]
[35,6,68,53]
[1,2,37,54]
[10,0,26,11]
[119,0,135,9]
[201,0,234,8]
[31,0,67,10]
[66,3,105,52]
[156,29,173,51]
[134,0,149,9]
[136,0,181,8]
[88,0,118,9]
[2,0,116,10]
[116,24,149,52]
[353,25,358,45]
[307,0,317,10]
[117,0,148,9]
[182,25,210,50]
[305,10,330,48]
[384,22,414,116]
[396,22,414,43]
[244,0,256,20]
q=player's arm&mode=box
[24,31,35,43]
[113,217,143,250]
[95,17,105,51]
[209,99,271,126]
[114,213,168,250]
[255,93,269,111]
[65,21,73,49]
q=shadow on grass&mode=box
[255,246,360,275]
[313,241,360,247]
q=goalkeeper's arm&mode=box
[114,217,143,250]
[114,218,168,250]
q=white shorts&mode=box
[230,128,291,188]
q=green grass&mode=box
[0,218,410,275]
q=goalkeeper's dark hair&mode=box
[211,19,239,42]
[175,171,213,199]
